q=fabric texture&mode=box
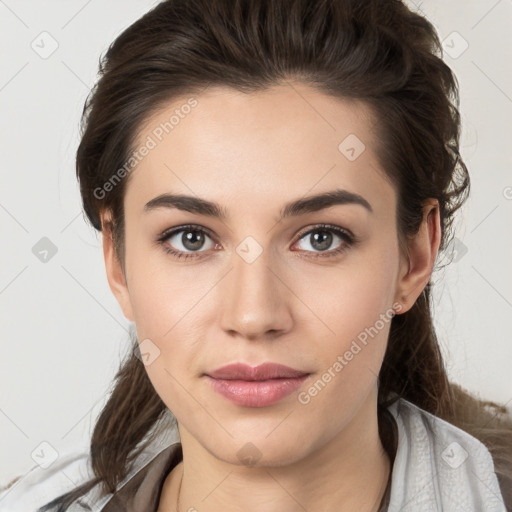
[0,398,507,511]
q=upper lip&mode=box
[206,363,309,381]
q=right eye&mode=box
[157,224,219,260]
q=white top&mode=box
[0,397,507,511]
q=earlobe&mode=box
[394,199,441,314]
[101,212,135,322]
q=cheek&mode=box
[326,275,394,347]
[126,241,208,341]
[292,241,398,394]
[127,266,208,416]
[294,240,398,347]
[294,274,394,420]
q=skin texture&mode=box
[101,82,441,512]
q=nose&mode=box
[218,245,293,341]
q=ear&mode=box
[393,199,441,314]
[100,210,134,322]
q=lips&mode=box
[206,362,309,381]
[205,363,311,407]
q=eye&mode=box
[157,223,357,261]
[292,224,355,259]
[157,224,218,260]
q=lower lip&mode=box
[206,375,309,407]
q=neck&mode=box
[164,390,391,512]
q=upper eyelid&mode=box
[159,224,216,241]
[295,224,353,239]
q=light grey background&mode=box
[1,0,511,486]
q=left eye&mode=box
[157,224,354,260]
[293,225,353,254]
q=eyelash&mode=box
[156,223,358,261]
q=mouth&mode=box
[205,362,311,407]
[205,362,310,380]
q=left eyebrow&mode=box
[143,188,373,220]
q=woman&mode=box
[1,0,511,510]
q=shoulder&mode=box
[390,397,494,455]
[0,409,182,512]
[0,449,93,512]
[386,398,508,512]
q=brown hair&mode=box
[37,0,512,509]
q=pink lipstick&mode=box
[205,363,310,407]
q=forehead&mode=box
[125,83,395,219]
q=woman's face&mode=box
[105,83,411,466]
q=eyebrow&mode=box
[143,188,373,220]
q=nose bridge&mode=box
[218,237,292,339]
